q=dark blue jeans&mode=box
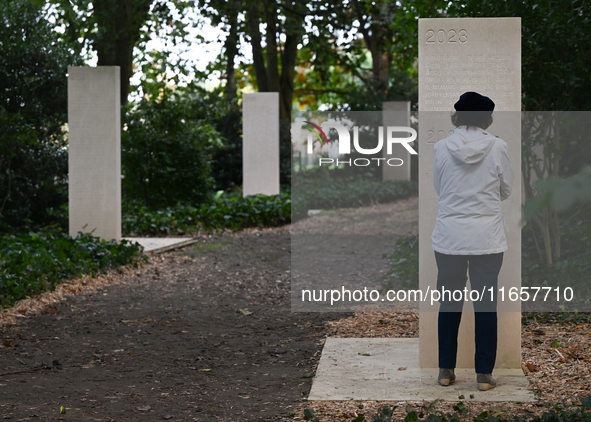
[435,251,503,374]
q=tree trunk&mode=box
[279,12,304,124]
[224,5,239,101]
[246,0,305,124]
[93,0,152,105]
[264,0,280,93]
[351,0,393,96]
[535,211,553,265]
[550,209,561,259]
[246,1,268,92]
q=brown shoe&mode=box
[477,373,497,391]
[438,368,455,386]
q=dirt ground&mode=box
[0,227,347,421]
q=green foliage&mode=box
[0,228,144,307]
[174,85,243,193]
[342,69,418,112]
[292,169,417,221]
[303,399,591,422]
[378,205,591,301]
[0,0,81,230]
[449,3,591,266]
[121,88,220,209]
[382,234,419,291]
[304,408,320,422]
[523,311,591,326]
[209,102,243,191]
[122,193,291,236]
[368,406,396,422]
[522,206,591,297]
[44,0,196,104]
[294,0,447,111]
[523,166,591,221]
[136,50,244,193]
[449,0,591,111]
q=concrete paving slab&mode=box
[123,237,197,254]
[308,338,535,402]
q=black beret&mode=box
[454,92,495,112]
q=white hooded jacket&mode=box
[431,126,514,255]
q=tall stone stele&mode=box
[68,66,121,241]
[242,93,280,197]
[418,18,522,369]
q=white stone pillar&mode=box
[242,93,280,196]
[418,18,522,369]
[382,101,412,181]
[68,66,121,241]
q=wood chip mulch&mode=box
[0,253,192,329]
[288,312,591,422]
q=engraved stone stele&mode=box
[418,18,522,369]
[382,101,411,181]
[68,66,121,241]
[242,93,280,197]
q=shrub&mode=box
[522,206,591,299]
[180,88,292,192]
[121,90,220,209]
[209,104,243,191]
[379,205,591,301]
[0,0,81,230]
[292,169,417,221]
[0,228,143,307]
[382,233,419,291]
[122,193,291,236]
[168,86,244,193]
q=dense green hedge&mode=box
[0,229,144,307]
[122,193,291,236]
[0,0,82,230]
[292,177,418,221]
[122,176,418,236]
[121,89,218,209]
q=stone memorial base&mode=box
[123,238,198,254]
[308,338,533,402]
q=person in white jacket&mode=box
[432,92,514,391]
